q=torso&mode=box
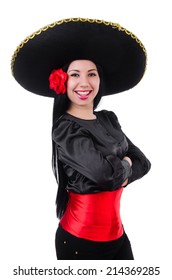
[56,110,127,241]
[60,188,124,241]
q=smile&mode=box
[75,90,92,96]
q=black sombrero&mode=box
[11,17,147,97]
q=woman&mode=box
[11,18,151,260]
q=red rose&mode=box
[49,68,68,94]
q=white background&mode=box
[1,0,171,279]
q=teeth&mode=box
[75,91,90,95]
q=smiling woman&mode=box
[66,60,100,118]
[11,17,151,260]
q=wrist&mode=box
[123,156,132,167]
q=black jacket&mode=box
[52,110,151,193]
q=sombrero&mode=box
[11,17,147,97]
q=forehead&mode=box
[67,60,97,70]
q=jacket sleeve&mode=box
[52,119,132,190]
[125,136,151,184]
[107,110,151,184]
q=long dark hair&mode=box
[52,63,104,219]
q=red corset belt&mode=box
[60,188,124,241]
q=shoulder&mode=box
[52,114,89,143]
[96,110,122,130]
[95,109,119,122]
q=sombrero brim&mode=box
[11,18,147,97]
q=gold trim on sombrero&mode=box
[11,17,147,76]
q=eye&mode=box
[70,73,79,77]
[88,72,97,77]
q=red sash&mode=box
[60,188,123,241]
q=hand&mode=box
[121,178,129,187]
[123,156,132,167]
[121,156,132,187]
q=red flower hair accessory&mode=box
[49,68,68,94]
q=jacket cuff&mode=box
[121,159,132,180]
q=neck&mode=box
[66,104,96,120]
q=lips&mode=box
[75,90,92,96]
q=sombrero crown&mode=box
[11,17,147,97]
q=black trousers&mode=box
[55,225,134,260]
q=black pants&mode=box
[55,225,134,260]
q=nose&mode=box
[79,75,90,87]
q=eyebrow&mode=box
[68,68,98,73]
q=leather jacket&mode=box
[52,110,151,193]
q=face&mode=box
[66,60,100,108]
